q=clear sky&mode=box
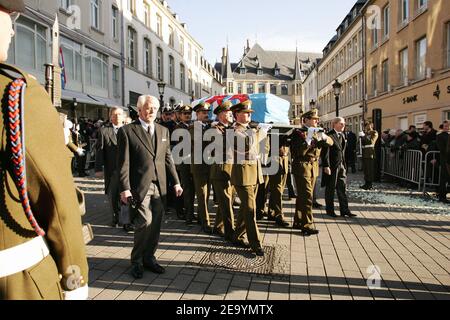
[167,0,360,64]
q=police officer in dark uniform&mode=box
[0,0,89,299]
[359,122,379,190]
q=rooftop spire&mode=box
[293,47,302,80]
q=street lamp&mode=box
[157,81,166,108]
[332,79,342,117]
[309,99,316,111]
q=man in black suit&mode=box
[95,107,134,231]
[118,95,183,279]
[322,118,356,218]
[345,129,357,174]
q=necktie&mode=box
[148,125,155,148]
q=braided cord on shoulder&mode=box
[8,78,45,237]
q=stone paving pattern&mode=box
[76,175,450,300]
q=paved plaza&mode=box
[77,175,450,301]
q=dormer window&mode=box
[257,68,263,76]
[274,69,280,77]
[240,67,246,75]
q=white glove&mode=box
[317,131,328,141]
[76,148,85,156]
[257,123,273,133]
[359,131,366,138]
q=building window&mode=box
[447,23,450,68]
[371,65,378,95]
[157,47,163,81]
[270,84,277,95]
[112,6,118,39]
[400,48,408,85]
[84,47,108,89]
[169,56,175,86]
[180,64,185,91]
[257,68,263,76]
[247,83,254,94]
[227,82,233,94]
[156,14,162,37]
[112,65,120,97]
[144,38,151,75]
[60,0,71,10]
[128,0,136,15]
[195,50,199,67]
[400,0,409,26]
[60,36,82,86]
[168,26,174,47]
[237,83,242,94]
[11,17,47,73]
[179,36,184,56]
[383,6,390,39]
[240,67,246,75]
[371,14,379,48]
[258,83,266,93]
[415,37,427,79]
[417,0,428,13]
[127,27,137,68]
[188,70,193,95]
[281,84,288,95]
[144,2,150,28]
[91,0,100,29]
[382,59,389,92]
[188,43,192,62]
[354,76,359,101]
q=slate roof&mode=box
[215,43,322,82]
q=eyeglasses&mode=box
[10,12,20,24]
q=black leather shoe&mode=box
[292,223,302,230]
[288,193,297,199]
[341,212,357,218]
[302,228,319,236]
[233,239,250,248]
[131,265,143,279]
[312,202,323,209]
[213,228,225,237]
[267,215,276,221]
[275,217,290,227]
[143,262,165,274]
[254,248,265,257]
[327,212,338,218]
[123,224,135,232]
[439,198,449,204]
[202,224,213,234]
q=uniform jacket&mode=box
[361,130,379,159]
[290,128,334,178]
[210,122,233,181]
[95,124,119,193]
[189,121,212,176]
[230,123,264,187]
[117,121,180,205]
[0,64,88,300]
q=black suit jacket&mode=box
[117,121,180,204]
[322,130,347,169]
[95,125,118,194]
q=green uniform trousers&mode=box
[268,171,288,219]
[233,185,262,250]
[178,164,195,220]
[212,179,235,238]
[363,158,375,184]
[293,172,317,229]
[192,168,211,226]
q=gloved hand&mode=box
[359,131,366,138]
[257,123,273,133]
[76,148,85,157]
[317,131,329,141]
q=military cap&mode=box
[178,105,193,113]
[302,108,320,120]
[213,100,233,115]
[193,101,211,113]
[162,104,174,113]
[364,121,373,127]
[0,0,25,12]
[230,100,254,113]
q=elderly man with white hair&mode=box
[117,95,183,279]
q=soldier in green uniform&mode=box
[267,134,290,227]
[210,101,235,240]
[230,100,268,257]
[174,105,195,222]
[0,0,89,299]
[255,134,271,220]
[290,109,333,236]
[359,122,379,190]
[190,101,213,233]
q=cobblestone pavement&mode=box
[76,174,450,301]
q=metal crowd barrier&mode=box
[381,147,424,191]
[422,151,441,193]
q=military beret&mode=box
[302,108,320,120]
[213,100,233,115]
[193,101,211,113]
[0,0,25,12]
[230,100,254,113]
